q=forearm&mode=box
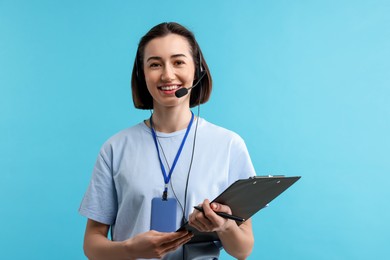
[84,233,133,260]
[217,220,254,260]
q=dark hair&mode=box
[131,22,212,109]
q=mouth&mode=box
[158,84,182,94]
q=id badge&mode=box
[151,197,177,232]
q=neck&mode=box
[149,107,193,133]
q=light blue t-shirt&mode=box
[79,117,256,259]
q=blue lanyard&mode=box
[150,112,194,200]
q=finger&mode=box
[188,214,202,231]
[153,230,189,246]
[202,200,231,227]
[193,212,215,231]
[210,202,232,214]
[160,232,193,254]
[202,199,220,223]
[163,231,191,242]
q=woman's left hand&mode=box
[188,199,234,233]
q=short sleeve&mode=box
[228,135,256,184]
[79,144,118,225]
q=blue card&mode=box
[151,197,177,232]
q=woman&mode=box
[79,22,256,259]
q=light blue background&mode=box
[1,0,389,259]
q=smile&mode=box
[158,85,182,91]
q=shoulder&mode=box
[198,118,246,147]
[199,118,244,139]
[99,122,149,154]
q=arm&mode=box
[83,219,193,260]
[188,200,254,260]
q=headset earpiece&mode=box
[135,52,139,78]
[196,51,204,80]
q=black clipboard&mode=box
[179,175,301,243]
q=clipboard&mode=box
[179,175,301,243]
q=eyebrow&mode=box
[146,54,188,62]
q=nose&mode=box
[161,64,175,81]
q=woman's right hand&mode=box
[124,230,193,259]
[84,219,192,260]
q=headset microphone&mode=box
[175,71,206,98]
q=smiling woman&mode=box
[79,22,256,260]
[131,22,212,110]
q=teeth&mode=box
[160,85,180,91]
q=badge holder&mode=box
[151,197,177,232]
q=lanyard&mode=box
[150,112,194,200]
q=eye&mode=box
[174,60,185,66]
[149,63,161,68]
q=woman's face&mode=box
[143,33,196,110]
